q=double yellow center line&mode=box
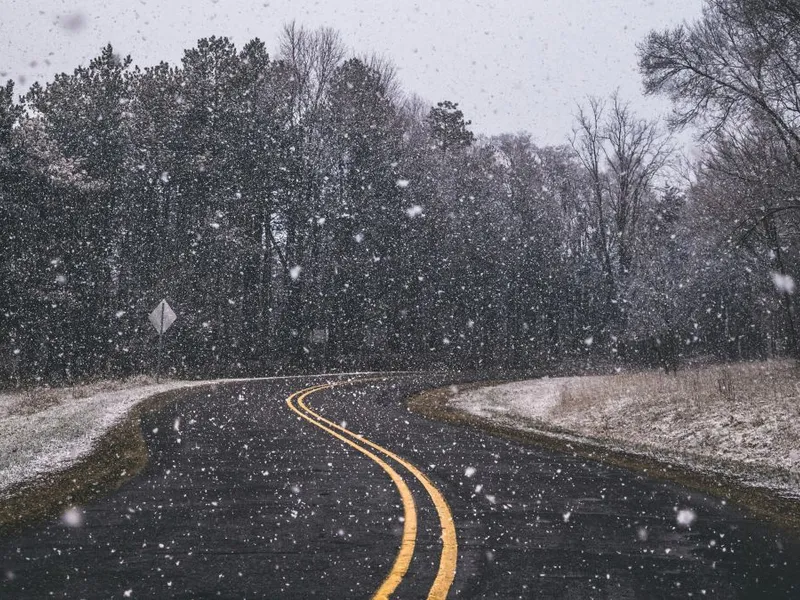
[286,381,457,599]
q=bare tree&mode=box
[639,0,800,356]
[279,22,346,122]
[570,93,673,304]
[359,53,404,106]
[699,118,800,354]
[638,0,800,166]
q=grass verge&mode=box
[407,383,800,535]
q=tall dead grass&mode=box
[3,375,160,417]
[558,360,800,415]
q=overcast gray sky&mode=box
[2,0,704,146]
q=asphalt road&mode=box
[2,374,799,598]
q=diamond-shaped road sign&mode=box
[149,300,177,335]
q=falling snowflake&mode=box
[405,205,423,218]
[61,507,83,527]
[57,11,86,32]
[676,508,696,527]
[771,272,795,294]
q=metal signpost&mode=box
[310,327,329,345]
[148,299,177,383]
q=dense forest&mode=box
[2,0,800,384]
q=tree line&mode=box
[2,4,798,385]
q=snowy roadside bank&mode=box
[0,379,216,497]
[448,361,800,500]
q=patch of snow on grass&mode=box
[0,380,203,496]
[448,361,800,499]
[452,378,562,422]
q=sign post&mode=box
[148,299,177,383]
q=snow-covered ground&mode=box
[0,379,211,496]
[451,361,800,499]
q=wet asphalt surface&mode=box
[1,373,799,599]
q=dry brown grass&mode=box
[535,360,800,503]
[14,388,62,415]
[409,363,800,533]
[557,360,800,418]
[1,375,161,418]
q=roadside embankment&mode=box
[1,378,197,494]
[409,360,800,531]
[0,378,215,530]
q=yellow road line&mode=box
[286,385,416,600]
[291,380,458,600]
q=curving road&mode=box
[2,374,799,598]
